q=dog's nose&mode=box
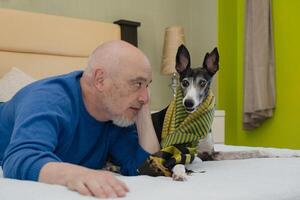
[184,99,194,108]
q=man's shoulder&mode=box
[27,71,83,93]
[38,70,83,85]
[12,71,83,109]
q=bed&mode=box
[1,144,300,200]
[1,8,300,200]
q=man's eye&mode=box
[181,80,189,88]
[199,80,206,87]
[135,82,142,88]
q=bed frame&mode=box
[0,9,140,79]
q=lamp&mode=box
[161,26,185,96]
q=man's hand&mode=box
[39,162,129,198]
[135,92,160,154]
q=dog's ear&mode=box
[175,44,191,73]
[203,47,219,76]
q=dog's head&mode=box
[175,45,219,112]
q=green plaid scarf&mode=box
[138,86,215,177]
[161,86,215,148]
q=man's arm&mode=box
[3,94,129,199]
[135,103,160,154]
[39,162,129,198]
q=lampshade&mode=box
[161,26,185,75]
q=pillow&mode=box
[0,67,35,102]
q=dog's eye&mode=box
[181,80,189,88]
[199,80,207,87]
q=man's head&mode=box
[81,40,152,127]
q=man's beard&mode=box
[112,115,135,127]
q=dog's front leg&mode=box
[172,164,188,181]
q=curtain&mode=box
[243,0,275,130]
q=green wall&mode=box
[0,0,217,111]
[218,0,238,144]
[219,0,300,149]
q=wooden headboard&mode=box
[0,9,140,79]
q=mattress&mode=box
[1,144,300,200]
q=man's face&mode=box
[102,66,152,127]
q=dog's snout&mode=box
[184,99,194,108]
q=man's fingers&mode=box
[100,184,118,198]
[108,178,129,197]
[66,181,92,196]
[65,170,129,198]
[75,182,93,196]
[111,184,127,197]
[85,180,107,198]
[110,178,129,192]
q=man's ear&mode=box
[93,68,105,91]
[203,47,219,76]
[175,44,191,74]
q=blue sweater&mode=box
[0,71,149,181]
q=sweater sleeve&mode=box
[2,98,65,181]
[109,126,150,176]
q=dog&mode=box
[174,44,218,160]
[143,44,219,181]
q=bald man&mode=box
[0,40,160,198]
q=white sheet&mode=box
[1,144,300,200]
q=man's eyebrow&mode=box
[130,77,148,83]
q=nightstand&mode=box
[212,110,225,144]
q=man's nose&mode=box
[138,87,149,104]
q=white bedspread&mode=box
[1,144,300,200]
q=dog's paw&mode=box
[103,162,121,174]
[172,164,188,181]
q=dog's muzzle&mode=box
[183,99,196,112]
